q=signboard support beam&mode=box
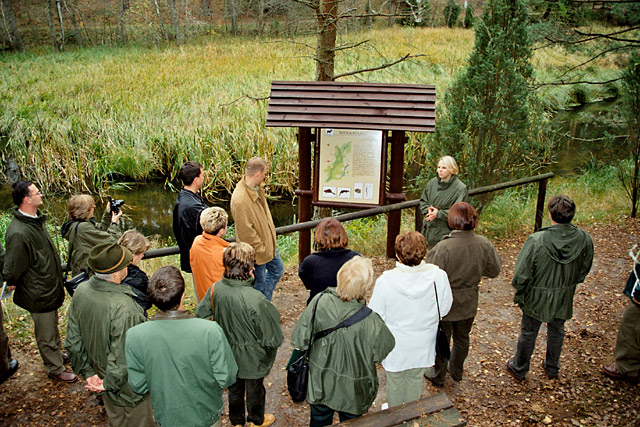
[295,127,313,263]
[386,130,407,258]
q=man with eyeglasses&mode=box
[2,180,77,383]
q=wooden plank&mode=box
[265,121,435,132]
[269,90,435,102]
[400,407,467,427]
[269,98,436,110]
[272,80,436,90]
[271,86,436,96]
[267,106,435,118]
[338,393,454,427]
[266,113,435,126]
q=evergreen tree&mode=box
[443,0,461,27]
[618,54,640,217]
[463,2,474,28]
[430,0,552,203]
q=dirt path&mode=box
[1,219,639,426]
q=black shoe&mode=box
[542,360,558,379]
[0,359,19,384]
[506,359,525,382]
[425,374,444,388]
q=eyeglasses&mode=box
[27,191,43,198]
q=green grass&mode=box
[0,27,626,199]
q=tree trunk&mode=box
[64,0,83,47]
[632,137,639,218]
[184,0,189,41]
[119,0,127,44]
[56,0,65,50]
[387,0,395,27]
[0,0,25,52]
[228,0,238,35]
[46,0,60,52]
[153,0,168,41]
[168,0,180,43]
[257,0,265,36]
[316,0,338,81]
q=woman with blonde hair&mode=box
[369,231,452,407]
[292,256,395,426]
[298,217,359,305]
[118,230,152,315]
[419,155,468,247]
[61,194,122,276]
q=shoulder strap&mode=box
[314,305,372,341]
[64,222,82,276]
[434,282,442,320]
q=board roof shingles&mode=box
[265,81,436,132]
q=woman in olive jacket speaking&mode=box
[292,256,395,427]
[426,202,502,387]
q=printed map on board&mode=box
[324,141,352,182]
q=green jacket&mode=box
[3,208,64,313]
[195,277,283,379]
[66,276,147,407]
[0,243,4,282]
[126,310,237,427]
[291,288,395,415]
[512,223,594,323]
[62,209,121,275]
[419,175,468,247]
[426,230,502,321]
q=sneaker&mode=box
[248,413,275,427]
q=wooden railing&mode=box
[144,172,554,261]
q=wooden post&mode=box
[534,178,548,232]
[296,127,313,264]
[415,205,423,233]
[386,130,407,258]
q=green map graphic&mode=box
[325,141,352,182]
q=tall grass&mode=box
[1,27,625,199]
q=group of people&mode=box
[1,153,638,427]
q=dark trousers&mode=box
[512,313,565,378]
[433,317,475,384]
[0,302,12,377]
[228,377,266,426]
[309,404,359,427]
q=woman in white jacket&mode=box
[369,231,452,407]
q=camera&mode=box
[107,196,125,215]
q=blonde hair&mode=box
[117,230,150,255]
[336,256,374,302]
[200,207,228,235]
[245,157,267,176]
[223,242,255,280]
[438,155,459,175]
[68,194,95,220]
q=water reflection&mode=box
[0,183,298,245]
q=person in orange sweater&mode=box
[190,207,230,302]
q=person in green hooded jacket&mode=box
[292,256,395,427]
[506,195,593,381]
[419,156,469,248]
[195,242,283,427]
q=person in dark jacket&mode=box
[118,230,152,316]
[173,161,207,274]
[61,194,122,276]
[195,242,282,427]
[298,218,359,305]
[0,242,19,385]
[602,262,640,382]
[419,155,468,248]
[506,195,594,381]
[2,180,76,383]
[426,202,501,387]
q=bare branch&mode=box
[331,39,369,52]
[219,93,269,107]
[264,39,316,51]
[333,53,423,80]
[574,26,640,44]
[557,45,630,79]
[533,77,623,89]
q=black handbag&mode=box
[434,282,451,360]
[62,222,90,296]
[287,296,372,403]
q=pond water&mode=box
[0,101,629,243]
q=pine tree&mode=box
[431,0,551,203]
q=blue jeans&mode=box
[253,251,283,301]
[512,313,565,378]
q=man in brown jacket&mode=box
[230,157,283,301]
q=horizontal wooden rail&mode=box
[142,172,554,261]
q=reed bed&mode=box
[2,26,624,200]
